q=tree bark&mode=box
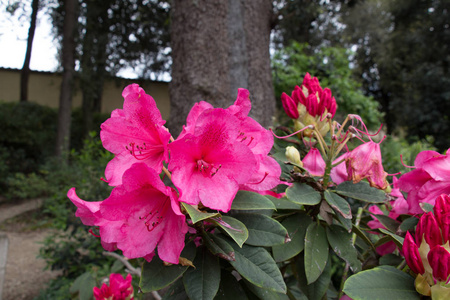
[20,0,39,102]
[55,0,78,157]
[169,0,275,135]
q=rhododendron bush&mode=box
[69,74,449,300]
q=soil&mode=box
[0,199,61,300]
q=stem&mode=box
[162,166,172,181]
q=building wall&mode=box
[0,68,170,119]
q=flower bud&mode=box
[415,212,441,249]
[285,146,302,167]
[281,92,299,119]
[427,245,450,283]
[403,231,425,275]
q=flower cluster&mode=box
[403,194,450,298]
[281,73,337,137]
[69,84,281,264]
[93,273,134,300]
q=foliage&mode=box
[272,42,383,129]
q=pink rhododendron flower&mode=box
[302,148,325,177]
[69,163,188,264]
[169,109,257,212]
[397,149,450,214]
[346,141,388,190]
[390,176,409,215]
[281,73,337,137]
[330,152,349,185]
[100,84,171,186]
[169,89,282,211]
[93,273,134,300]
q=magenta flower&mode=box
[330,152,350,185]
[345,141,388,190]
[281,73,337,137]
[169,109,257,212]
[100,84,171,186]
[397,149,450,214]
[302,148,325,177]
[93,273,134,300]
[69,163,188,264]
[402,195,450,297]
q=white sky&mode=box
[0,1,138,78]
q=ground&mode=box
[0,199,60,300]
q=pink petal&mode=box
[67,188,101,226]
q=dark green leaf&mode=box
[162,278,188,300]
[286,182,321,205]
[182,203,221,224]
[267,195,303,210]
[352,225,375,251]
[373,214,400,232]
[140,242,197,293]
[379,228,404,248]
[227,241,287,294]
[325,190,352,219]
[272,212,313,262]
[214,271,249,300]
[296,254,332,300]
[211,216,249,247]
[244,280,289,300]
[337,212,353,231]
[183,247,220,300]
[421,202,434,213]
[399,217,419,232]
[231,191,276,210]
[379,253,403,267]
[233,213,288,247]
[335,181,386,203]
[304,222,329,284]
[343,266,419,300]
[326,225,361,273]
[203,232,235,261]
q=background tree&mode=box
[169,0,276,134]
[20,0,39,102]
[55,0,78,157]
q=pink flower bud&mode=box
[427,245,450,283]
[281,92,299,119]
[415,212,442,249]
[403,231,425,275]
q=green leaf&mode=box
[272,212,313,262]
[296,254,332,300]
[304,222,329,284]
[162,278,187,300]
[335,181,386,203]
[211,216,249,247]
[202,232,235,261]
[231,191,276,210]
[337,212,353,231]
[325,190,352,219]
[183,246,220,300]
[352,225,376,251]
[233,213,288,247]
[70,272,95,300]
[244,280,289,300]
[286,182,321,205]
[343,266,419,300]
[214,271,249,300]
[399,217,419,232]
[421,202,434,212]
[227,241,287,294]
[182,202,221,224]
[373,214,400,232]
[267,195,303,210]
[140,241,197,293]
[326,225,361,273]
[379,228,405,248]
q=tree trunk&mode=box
[20,0,39,102]
[169,0,275,135]
[55,0,78,157]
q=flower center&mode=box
[196,158,221,177]
[139,196,170,232]
[238,132,254,146]
[126,142,162,161]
